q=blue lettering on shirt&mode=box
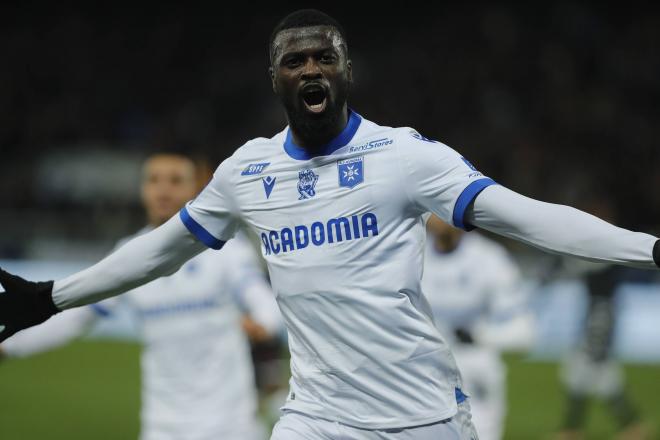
[261,212,379,255]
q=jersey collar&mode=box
[283,109,362,160]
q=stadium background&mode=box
[1,3,659,439]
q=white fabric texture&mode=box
[44,111,657,431]
[270,404,479,440]
[52,216,206,309]
[182,114,491,428]
[467,185,658,269]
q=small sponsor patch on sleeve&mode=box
[409,130,438,143]
[461,157,478,172]
[241,162,270,176]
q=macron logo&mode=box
[262,176,276,199]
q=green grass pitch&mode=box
[0,341,658,439]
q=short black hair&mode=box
[269,9,347,62]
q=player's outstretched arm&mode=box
[0,306,97,358]
[52,215,206,309]
[465,185,660,269]
[0,215,206,343]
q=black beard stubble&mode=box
[282,80,350,150]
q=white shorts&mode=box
[270,401,479,440]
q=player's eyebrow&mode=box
[272,27,345,64]
[280,46,337,60]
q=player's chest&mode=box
[234,150,404,228]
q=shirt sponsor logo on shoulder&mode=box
[349,138,393,152]
[241,162,270,176]
[409,130,438,143]
[461,157,483,178]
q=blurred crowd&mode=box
[1,3,659,259]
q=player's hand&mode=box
[241,316,271,343]
[0,268,59,343]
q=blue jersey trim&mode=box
[90,303,111,317]
[283,110,362,160]
[452,178,497,231]
[179,207,226,250]
[455,387,468,404]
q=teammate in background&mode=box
[0,152,282,440]
[2,9,659,440]
[422,215,535,440]
[555,265,653,440]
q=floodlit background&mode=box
[1,3,659,439]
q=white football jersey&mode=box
[96,233,274,440]
[181,110,497,429]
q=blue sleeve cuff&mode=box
[179,206,226,250]
[452,178,497,231]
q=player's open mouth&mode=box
[301,85,328,114]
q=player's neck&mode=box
[288,106,349,150]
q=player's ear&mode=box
[347,59,353,84]
[269,67,277,93]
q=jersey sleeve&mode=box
[1,306,97,357]
[179,156,241,249]
[396,129,497,230]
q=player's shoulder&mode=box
[347,117,444,154]
[378,123,440,145]
[220,129,288,176]
[379,123,458,159]
[235,130,287,157]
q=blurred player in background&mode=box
[422,215,535,440]
[556,265,652,440]
[0,152,282,440]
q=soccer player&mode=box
[422,215,535,440]
[556,265,652,439]
[1,9,659,440]
[1,152,281,440]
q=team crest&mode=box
[338,157,364,189]
[297,169,319,200]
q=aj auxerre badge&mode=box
[338,156,364,189]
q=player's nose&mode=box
[300,58,322,80]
